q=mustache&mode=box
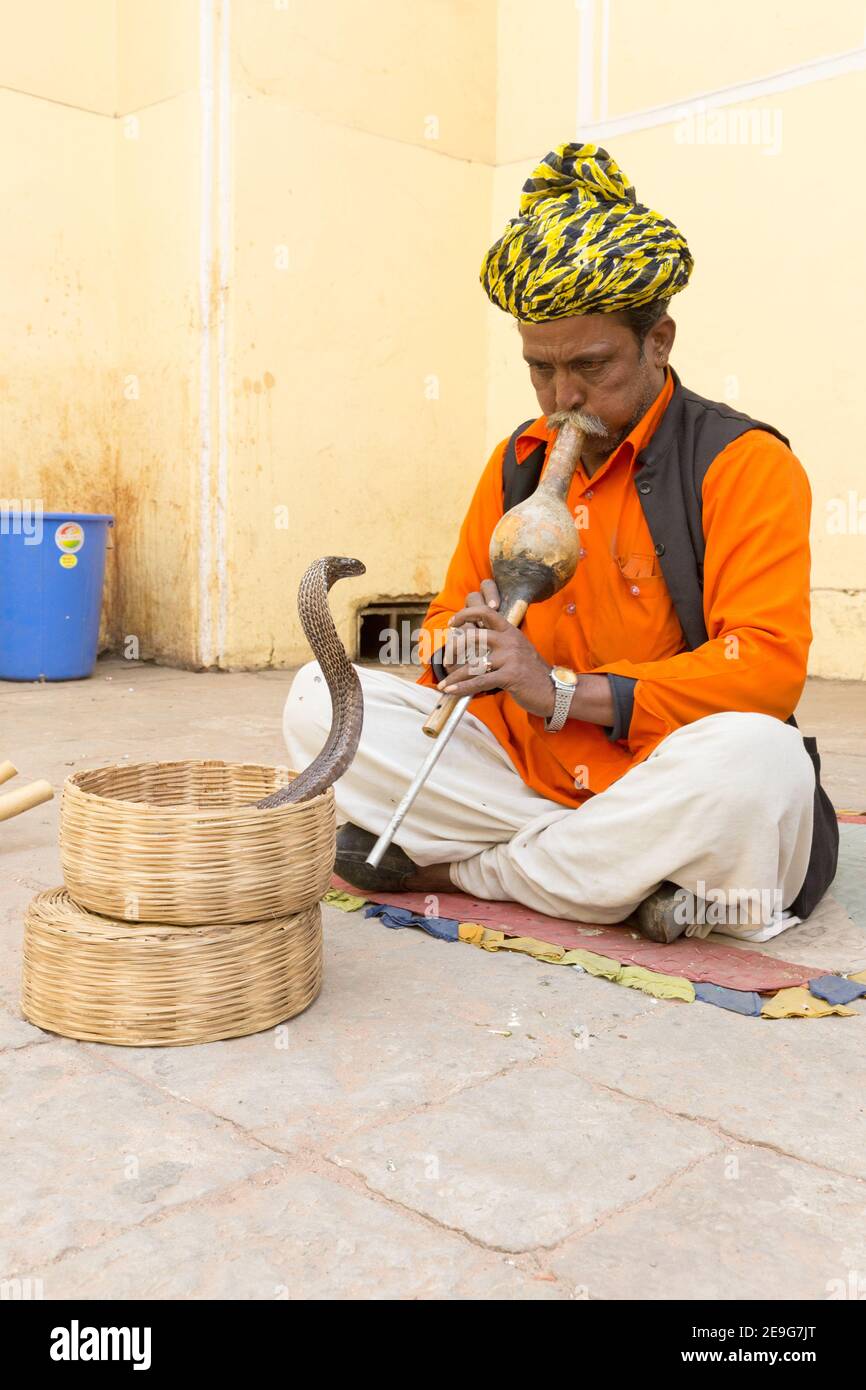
[546,409,608,438]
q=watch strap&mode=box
[544,676,574,733]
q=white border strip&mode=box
[599,0,610,123]
[198,0,214,667]
[576,0,595,126]
[216,0,231,663]
[577,44,866,142]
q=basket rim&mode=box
[62,759,333,817]
[26,886,320,937]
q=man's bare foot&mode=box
[404,863,454,892]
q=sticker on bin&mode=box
[54,522,85,554]
[59,554,78,569]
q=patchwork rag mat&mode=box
[326,861,866,1022]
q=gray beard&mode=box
[585,382,660,455]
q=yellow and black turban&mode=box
[481,142,693,321]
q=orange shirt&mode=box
[417,368,813,806]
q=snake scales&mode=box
[256,556,366,809]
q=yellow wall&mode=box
[0,1,117,637]
[2,1,863,678]
[221,0,497,668]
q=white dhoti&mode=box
[282,661,816,942]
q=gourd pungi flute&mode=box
[366,408,604,870]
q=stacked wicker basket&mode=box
[21,760,335,1047]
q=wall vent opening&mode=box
[357,600,433,667]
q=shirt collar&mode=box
[514,366,675,470]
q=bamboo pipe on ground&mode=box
[0,780,54,823]
[366,408,604,869]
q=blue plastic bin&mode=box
[0,511,115,681]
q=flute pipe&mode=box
[365,695,472,868]
[373,412,593,866]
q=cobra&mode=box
[256,556,366,809]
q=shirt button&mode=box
[565,602,576,614]
[579,547,587,559]
[585,488,594,500]
[638,482,652,495]
[630,585,640,596]
[654,542,665,556]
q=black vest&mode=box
[501,368,838,920]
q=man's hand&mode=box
[438,602,556,718]
[438,581,615,727]
[441,580,501,673]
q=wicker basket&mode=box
[60,760,335,926]
[22,888,322,1046]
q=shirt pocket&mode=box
[588,554,684,666]
[618,552,660,581]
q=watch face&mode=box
[551,666,578,686]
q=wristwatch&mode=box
[545,666,578,733]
